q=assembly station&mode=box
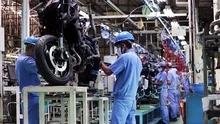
[0,0,219,124]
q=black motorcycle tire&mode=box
[35,35,72,86]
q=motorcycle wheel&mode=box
[35,35,72,85]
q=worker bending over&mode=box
[153,62,169,124]
[15,36,40,124]
[96,31,142,124]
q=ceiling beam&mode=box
[108,19,189,25]
[104,0,140,29]
[133,30,160,34]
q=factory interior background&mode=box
[0,0,220,124]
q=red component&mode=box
[162,40,186,72]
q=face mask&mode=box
[158,68,162,72]
[183,72,188,78]
[31,54,36,59]
[117,47,122,56]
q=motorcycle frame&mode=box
[59,0,65,49]
[58,0,84,49]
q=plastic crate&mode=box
[135,105,161,124]
[191,84,204,93]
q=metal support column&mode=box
[0,43,3,124]
[202,37,208,124]
[0,0,4,123]
[109,43,113,55]
[211,54,216,93]
[188,0,194,83]
[21,0,30,52]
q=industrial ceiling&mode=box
[0,0,214,54]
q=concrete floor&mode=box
[170,117,184,124]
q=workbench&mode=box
[3,86,22,124]
[86,97,109,124]
[22,86,88,124]
[135,104,161,124]
[22,86,110,124]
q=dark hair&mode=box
[117,40,133,49]
[25,44,35,51]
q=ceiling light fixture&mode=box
[163,8,174,18]
[178,36,185,40]
[181,40,187,46]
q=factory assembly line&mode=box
[0,0,220,124]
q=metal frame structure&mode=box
[22,86,88,124]
[87,97,109,124]
[202,35,220,124]
[201,1,220,123]
[104,0,139,29]
[3,86,22,124]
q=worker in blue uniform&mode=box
[97,31,142,124]
[181,69,191,99]
[167,63,178,121]
[171,67,181,117]
[153,61,169,124]
[15,36,40,124]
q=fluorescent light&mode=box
[181,41,187,46]
[163,8,174,18]
[6,54,18,59]
[178,36,185,40]
[79,11,89,19]
[171,21,180,27]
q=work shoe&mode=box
[170,117,177,122]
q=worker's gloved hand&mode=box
[89,57,101,82]
[92,56,101,70]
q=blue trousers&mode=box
[176,90,180,115]
[159,89,169,124]
[181,89,189,99]
[111,98,136,124]
[168,89,178,119]
[22,97,39,124]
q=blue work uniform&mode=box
[167,69,178,119]
[155,70,169,124]
[109,49,142,124]
[181,73,190,99]
[15,53,40,124]
[176,75,181,115]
